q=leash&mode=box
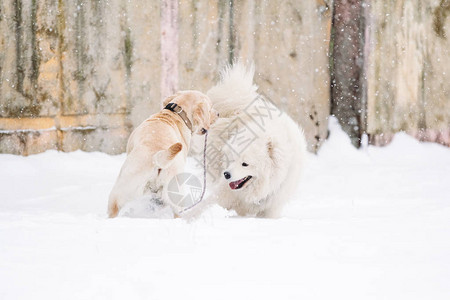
[178,130,208,214]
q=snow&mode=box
[1,117,449,300]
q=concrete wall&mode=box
[329,0,449,148]
[0,0,162,154]
[0,0,448,156]
[0,0,332,155]
[366,0,450,146]
[232,0,332,152]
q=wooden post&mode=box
[331,0,366,148]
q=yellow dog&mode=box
[108,91,218,218]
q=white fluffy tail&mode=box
[207,62,259,118]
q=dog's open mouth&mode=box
[229,176,252,190]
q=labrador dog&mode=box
[108,90,217,218]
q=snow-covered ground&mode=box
[1,118,449,300]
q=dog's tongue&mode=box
[229,178,245,190]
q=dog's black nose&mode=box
[224,171,231,180]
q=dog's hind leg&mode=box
[108,200,119,218]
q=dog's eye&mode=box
[242,162,249,167]
[200,128,207,134]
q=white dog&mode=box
[191,63,307,218]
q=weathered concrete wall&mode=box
[366,0,450,146]
[2,0,447,156]
[178,0,231,93]
[178,0,333,152]
[232,0,332,152]
[1,0,332,155]
[0,0,162,154]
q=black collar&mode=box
[164,103,193,132]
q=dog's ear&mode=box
[154,143,183,168]
[193,102,208,128]
[162,93,178,107]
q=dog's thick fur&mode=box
[192,64,307,218]
[108,91,217,218]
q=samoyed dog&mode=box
[191,63,307,218]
